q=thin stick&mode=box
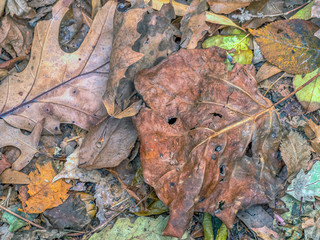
[263,72,286,97]
[0,204,45,230]
[273,72,320,108]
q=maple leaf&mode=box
[24,162,72,213]
[250,19,320,75]
[0,0,117,134]
[133,47,282,238]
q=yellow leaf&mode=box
[25,162,72,213]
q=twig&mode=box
[263,72,286,97]
[0,204,45,230]
[250,0,311,18]
[0,62,109,119]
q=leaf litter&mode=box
[1,0,320,239]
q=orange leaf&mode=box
[25,162,72,214]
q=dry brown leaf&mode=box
[208,0,252,14]
[304,118,320,155]
[79,118,137,170]
[180,0,209,49]
[250,19,320,75]
[0,119,43,170]
[24,162,72,214]
[0,0,117,133]
[6,0,36,18]
[280,131,311,182]
[0,15,33,57]
[256,62,282,83]
[0,168,30,184]
[133,47,282,237]
[0,153,11,174]
[102,1,179,117]
[312,0,320,18]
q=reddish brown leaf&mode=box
[0,153,11,174]
[133,47,282,238]
[250,19,320,75]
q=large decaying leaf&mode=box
[250,19,320,74]
[287,161,320,202]
[280,131,311,182]
[0,119,43,170]
[133,47,282,237]
[0,0,117,133]
[293,68,320,113]
[24,162,72,213]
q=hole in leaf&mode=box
[212,112,223,118]
[168,117,177,125]
[218,200,225,210]
[277,29,283,34]
[219,165,226,176]
[215,145,222,152]
[211,153,217,160]
[245,142,253,157]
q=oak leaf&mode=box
[250,19,320,74]
[0,0,117,133]
[24,162,72,213]
[280,131,311,182]
[0,119,43,170]
[133,47,282,237]
[0,153,11,174]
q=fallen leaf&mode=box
[24,162,72,213]
[208,0,252,14]
[312,0,320,17]
[303,209,320,240]
[287,161,320,202]
[89,216,192,240]
[52,143,102,182]
[203,213,214,240]
[293,67,320,112]
[43,193,92,230]
[304,118,320,154]
[79,118,137,170]
[0,0,117,133]
[0,0,6,18]
[0,15,33,57]
[133,47,282,237]
[103,1,179,117]
[180,0,209,49]
[250,19,320,74]
[290,0,314,20]
[202,32,252,64]
[280,131,311,181]
[0,153,11,174]
[0,119,43,171]
[0,168,30,184]
[6,0,36,18]
[256,62,282,83]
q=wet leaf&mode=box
[280,131,311,181]
[202,33,252,64]
[293,68,320,112]
[133,47,282,237]
[24,162,72,213]
[287,161,320,202]
[0,0,117,133]
[103,1,179,117]
[0,119,43,171]
[89,216,192,240]
[180,0,209,49]
[250,19,320,74]
[207,0,252,14]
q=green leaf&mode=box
[134,199,168,216]
[205,12,245,31]
[2,204,37,232]
[89,216,191,240]
[287,161,320,202]
[202,34,252,64]
[216,223,228,240]
[203,213,214,240]
[293,67,320,113]
[290,0,314,20]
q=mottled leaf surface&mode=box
[134,47,282,237]
[250,19,320,74]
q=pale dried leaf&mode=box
[6,0,36,18]
[0,168,30,184]
[280,131,311,181]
